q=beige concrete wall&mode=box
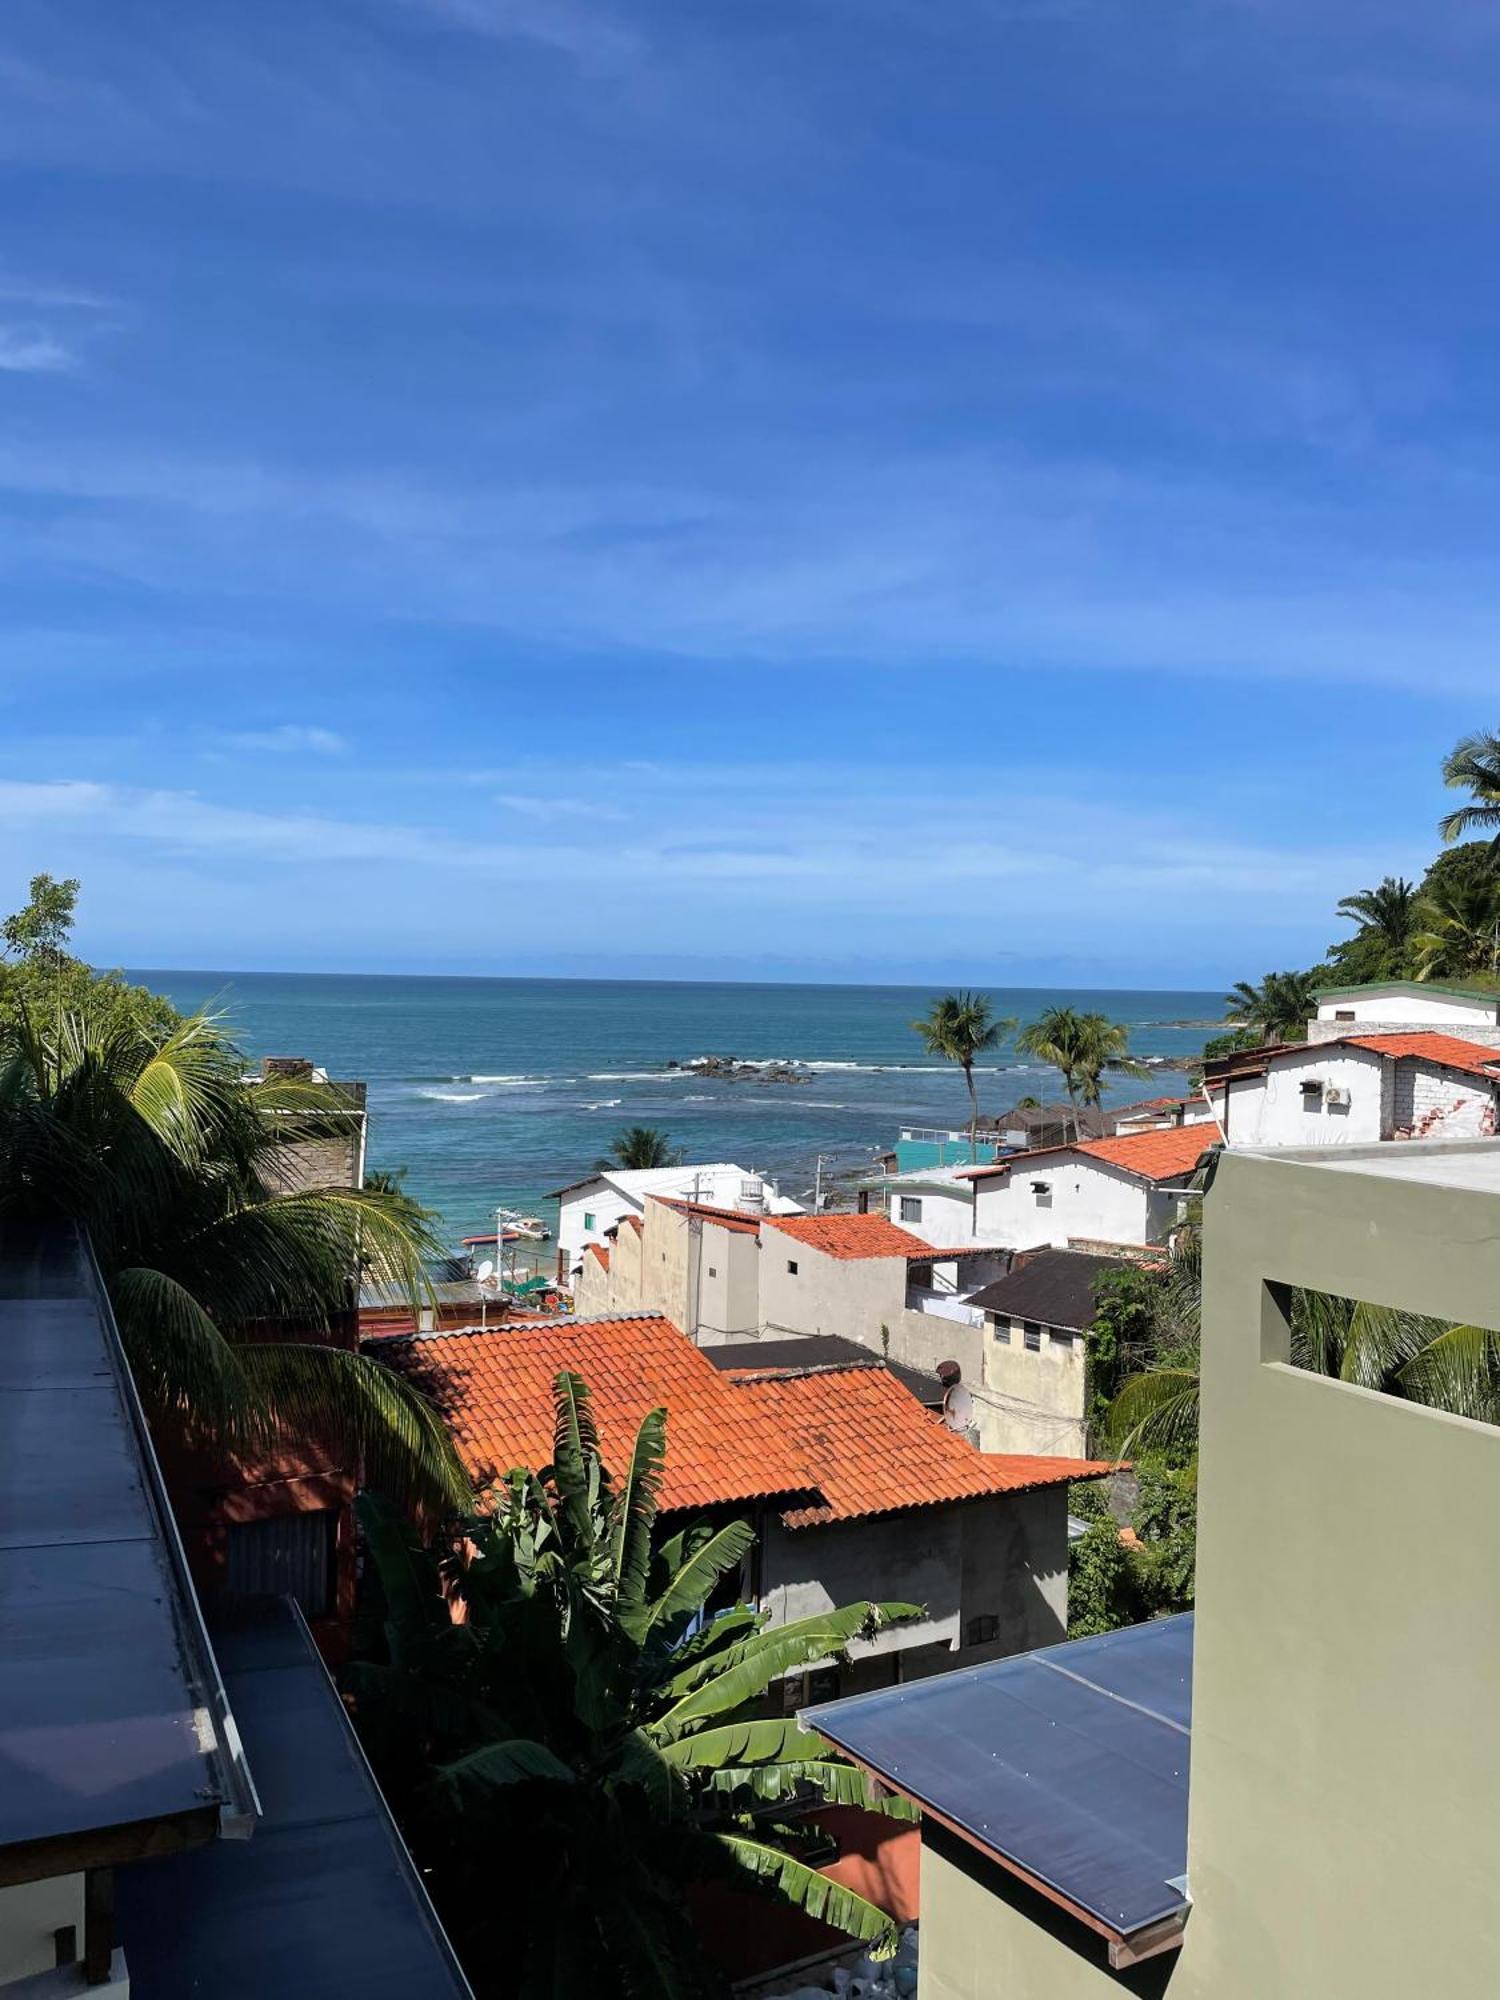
[0,1874,85,1985]
[978,1317,1089,1455]
[759,1239,907,1344]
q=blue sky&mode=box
[1,0,1496,985]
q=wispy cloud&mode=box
[219,725,349,755]
[0,326,72,372]
[494,792,627,823]
[393,0,642,66]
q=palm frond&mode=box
[658,1717,822,1770]
[239,1342,469,1512]
[1103,1366,1200,1456]
[695,1760,917,1818]
[551,1370,603,1553]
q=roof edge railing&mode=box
[76,1222,262,1840]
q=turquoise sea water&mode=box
[131,972,1225,1243]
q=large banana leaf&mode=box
[715,1836,899,1958]
[695,1761,917,1818]
[551,1370,603,1555]
[435,1737,578,1799]
[642,1520,756,1640]
[651,1602,921,1739]
[657,1716,822,1769]
[611,1407,668,1637]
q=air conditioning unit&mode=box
[1324,1084,1352,1108]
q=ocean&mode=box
[131,972,1225,1245]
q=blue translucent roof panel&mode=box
[0,1226,252,1856]
[119,1601,473,1997]
[804,1613,1192,1938]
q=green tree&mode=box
[1438,728,1500,855]
[1411,871,1500,982]
[2,872,79,962]
[911,991,1014,1159]
[1222,969,1321,1045]
[0,873,180,1038]
[599,1125,679,1172]
[1328,876,1418,983]
[350,1374,917,1996]
[1015,1007,1143,1141]
[1087,1264,1158,1441]
[0,997,464,1509]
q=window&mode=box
[1031,1180,1052,1207]
[966,1614,1000,1646]
[583,1211,596,1232]
[787,1259,799,1275]
[991,1318,1011,1343]
[1023,1321,1042,1351]
[707,1265,717,1278]
[1334,1008,1355,1021]
[1050,1328,1075,1349]
[225,1510,336,1618]
[899,1196,923,1223]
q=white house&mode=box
[550,1161,802,1270]
[1309,979,1500,1045]
[959,1123,1218,1253]
[1204,1030,1500,1148]
[870,1167,991,1249]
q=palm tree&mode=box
[350,1373,917,1995]
[598,1125,678,1172]
[0,1000,465,1509]
[1104,1251,1500,1462]
[1015,1007,1143,1141]
[1072,1013,1149,1117]
[1333,877,1418,979]
[1411,873,1500,981]
[911,992,1014,1159]
[1223,970,1321,1045]
[1439,729,1500,854]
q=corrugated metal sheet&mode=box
[804,1613,1193,1940]
[118,1600,474,1997]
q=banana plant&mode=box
[350,1372,921,1998]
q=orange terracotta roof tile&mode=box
[651,1195,765,1236]
[962,1123,1219,1185]
[762,1211,934,1260]
[737,1366,1112,1529]
[621,1214,643,1235]
[587,1242,610,1269]
[1341,1031,1500,1080]
[389,1313,815,1512]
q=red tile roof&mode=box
[385,1313,1109,1527]
[739,1366,1111,1529]
[587,1242,610,1269]
[621,1214,643,1235]
[1341,1032,1500,1080]
[393,1314,815,1512]
[1073,1125,1221,1181]
[962,1122,1219,1185]
[651,1195,765,1236]
[762,1212,934,1260]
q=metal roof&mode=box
[966,1248,1138,1332]
[118,1599,473,1997]
[0,1223,257,1875]
[804,1613,1193,1944]
[701,1335,944,1405]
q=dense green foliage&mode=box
[1086,1263,1157,1438]
[350,1374,917,1997]
[1212,732,1500,1058]
[912,991,1014,1157]
[1064,1465,1197,1637]
[0,981,463,1509]
[0,873,180,1038]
